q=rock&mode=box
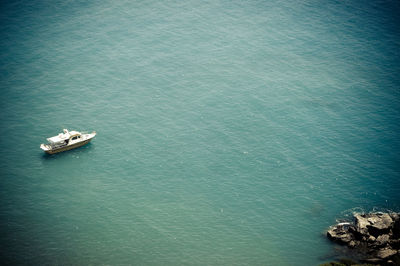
[327,224,354,244]
[347,240,362,249]
[374,234,389,247]
[355,214,370,237]
[389,239,400,249]
[393,215,400,239]
[327,212,400,265]
[348,240,356,248]
[361,257,383,264]
[367,213,393,237]
[389,212,399,222]
[376,248,397,259]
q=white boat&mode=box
[40,129,96,154]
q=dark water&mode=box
[1,0,399,265]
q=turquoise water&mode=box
[1,0,399,265]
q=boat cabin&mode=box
[46,129,82,148]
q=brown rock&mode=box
[327,212,400,264]
[375,234,390,247]
[361,257,383,264]
[348,240,360,248]
[389,212,399,222]
[393,215,400,239]
[368,213,393,229]
[355,214,370,236]
[389,239,400,249]
[376,248,397,259]
[327,224,354,244]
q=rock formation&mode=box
[327,212,400,265]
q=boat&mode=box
[40,129,96,154]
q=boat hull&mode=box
[44,139,92,154]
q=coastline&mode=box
[325,212,400,265]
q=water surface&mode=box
[0,0,399,265]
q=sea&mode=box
[0,0,399,265]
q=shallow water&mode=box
[0,0,399,265]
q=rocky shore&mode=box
[326,212,400,265]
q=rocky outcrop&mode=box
[327,212,400,265]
